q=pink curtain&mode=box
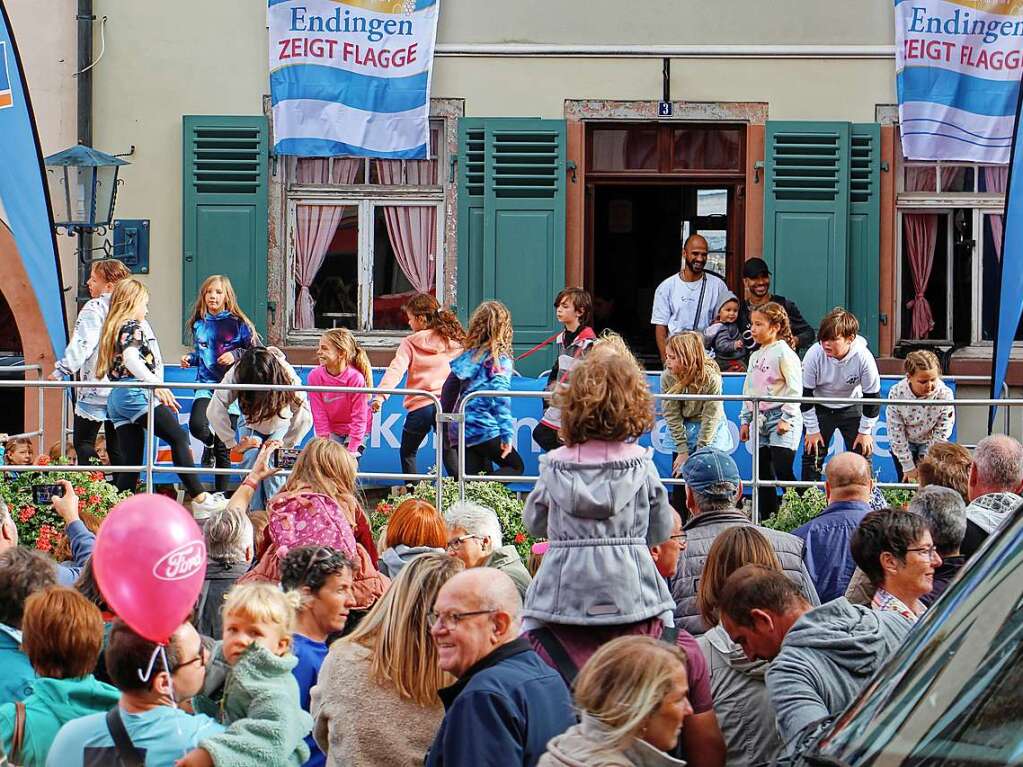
[903,213,938,339]
[985,166,1009,261]
[374,160,438,292]
[293,159,361,329]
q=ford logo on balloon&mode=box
[153,541,206,581]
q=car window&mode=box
[818,516,1023,766]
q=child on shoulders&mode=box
[703,294,746,373]
[523,344,675,629]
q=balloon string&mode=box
[138,645,162,683]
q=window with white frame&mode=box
[285,121,444,338]
[896,157,1009,346]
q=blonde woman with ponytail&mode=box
[309,328,373,458]
[540,635,692,766]
[97,279,223,516]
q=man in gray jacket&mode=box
[719,565,912,753]
[671,447,819,634]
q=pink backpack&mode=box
[239,491,358,585]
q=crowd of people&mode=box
[0,244,1014,767]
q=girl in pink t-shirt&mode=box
[308,328,372,458]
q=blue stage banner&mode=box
[991,65,1023,428]
[0,1,67,357]
[160,368,955,489]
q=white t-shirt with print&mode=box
[650,272,729,335]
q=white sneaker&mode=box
[191,492,229,520]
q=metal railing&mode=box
[1,377,447,511]
[1,364,45,443]
[2,373,1019,526]
[456,385,1018,523]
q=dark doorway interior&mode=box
[0,290,24,436]
[591,184,735,366]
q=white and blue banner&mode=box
[0,1,67,358]
[268,0,439,158]
[895,0,1023,162]
[157,369,956,489]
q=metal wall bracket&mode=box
[112,219,150,273]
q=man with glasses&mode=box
[48,621,223,765]
[425,568,574,767]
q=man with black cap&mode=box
[670,447,819,636]
[737,258,815,358]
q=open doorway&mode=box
[589,183,739,366]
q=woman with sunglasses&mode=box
[311,553,464,767]
[851,509,942,623]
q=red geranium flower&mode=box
[88,494,100,505]
[19,507,35,522]
[91,471,105,481]
[514,533,526,544]
[35,455,49,466]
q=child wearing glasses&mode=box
[179,583,313,767]
[521,343,676,631]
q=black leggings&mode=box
[72,415,123,469]
[114,404,205,497]
[464,436,524,477]
[758,445,796,520]
[188,397,237,492]
[399,404,458,479]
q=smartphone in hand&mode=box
[32,483,65,505]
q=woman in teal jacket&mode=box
[0,587,118,766]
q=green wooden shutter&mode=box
[763,121,851,337]
[847,124,881,351]
[457,118,567,377]
[456,118,486,326]
[182,116,269,341]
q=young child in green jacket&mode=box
[177,583,313,767]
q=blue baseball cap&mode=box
[681,447,741,496]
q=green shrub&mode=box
[762,487,827,533]
[372,478,535,561]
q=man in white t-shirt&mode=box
[651,234,730,361]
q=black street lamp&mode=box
[44,144,129,305]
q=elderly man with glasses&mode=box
[426,568,574,767]
[48,621,223,765]
[443,501,532,601]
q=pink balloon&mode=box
[94,494,207,644]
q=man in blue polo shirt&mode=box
[47,621,223,766]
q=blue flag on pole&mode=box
[0,0,67,358]
[990,72,1023,429]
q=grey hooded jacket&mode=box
[698,625,781,767]
[672,509,820,635]
[767,598,913,753]
[523,448,675,625]
[378,544,445,578]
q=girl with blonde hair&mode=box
[886,350,954,482]
[442,300,523,477]
[739,301,803,518]
[183,583,312,767]
[661,332,731,508]
[181,274,259,490]
[695,527,784,767]
[96,279,221,515]
[50,257,131,469]
[312,553,464,767]
[371,292,464,478]
[309,328,373,458]
[523,345,676,630]
[540,635,692,766]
